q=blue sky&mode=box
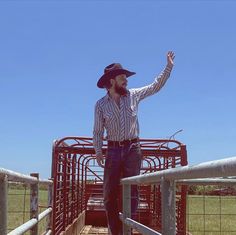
[0,1,235,178]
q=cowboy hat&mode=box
[97,63,136,88]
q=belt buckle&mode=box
[118,141,125,147]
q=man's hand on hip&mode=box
[96,154,105,168]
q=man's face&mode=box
[113,74,128,95]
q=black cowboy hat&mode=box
[97,63,136,88]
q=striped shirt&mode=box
[93,65,173,156]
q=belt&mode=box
[108,138,139,147]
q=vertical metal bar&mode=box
[181,145,188,166]
[51,141,57,234]
[181,144,188,235]
[180,185,187,234]
[52,150,58,234]
[71,155,76,220]
[81,157,85,212]
[76,157,82,216]
[67,153,71,225]
[0,175,8,235]
[123,184,131,235]
[161,177,176,235]
[63,153,67,230]
[187,188,190,234]
[30,173,39,235]
[203,186,206,235]
[219,191,222,233]
[46,181,53,233]
[23,184,27,223]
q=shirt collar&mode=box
[105,90,130,101]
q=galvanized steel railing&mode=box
[0,167,53,235]
[121,156,236,235]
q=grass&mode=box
[7,187,48,235]
[7,187,236,235]
[187,195,236,235]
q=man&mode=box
[93,51,175,235]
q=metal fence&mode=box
[0,167,53,235]
[185,179,236,235]
[121,156,236,235]
[51,136,188,234]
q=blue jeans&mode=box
[103,142,142,235]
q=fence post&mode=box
[123,184,131,235]
[30,173,39,235]
[0,174,7,235]
[161,177,176,235]
[46,180,53,232]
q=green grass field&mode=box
[7,187,48,235]
[7,187,236,235]
[187,195,236,235]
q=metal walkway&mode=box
[79,226,142,235]
[80,226,108,235]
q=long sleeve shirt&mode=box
[93,65,173,156]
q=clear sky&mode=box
[0,0,235,179]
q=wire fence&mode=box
[0,168,53,235]
[186,184,236,235]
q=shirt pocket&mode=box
[104,111,116,125]
[127,105,137,117]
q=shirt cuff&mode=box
[95,149,103,157]
[165,64,173,73]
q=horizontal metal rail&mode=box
[145,178,236,186]
[121,156,236,235]
[44,230,52,235]
[120,213,161,235]
[177,178,236,185]
[0,167,52,185]
[8,208,52,235]
[121,156,236,185]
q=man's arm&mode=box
[93,101,105,168]
[131,51,175,101]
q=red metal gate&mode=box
[51,137,188,234]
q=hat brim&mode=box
[97,69,136,88]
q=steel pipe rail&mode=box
[120,213,162,235]
[0,175,7,235]
[121,156,236,185]
[7,207,52,235]
[121,156,236,235]
[44,230,52,235]
[146,178,236,185]
[176,178,236,185]
[149,178,236,186]
[0,167,52,185]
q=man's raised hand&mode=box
[167,51,175,67]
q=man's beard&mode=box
[114,83,128,96]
